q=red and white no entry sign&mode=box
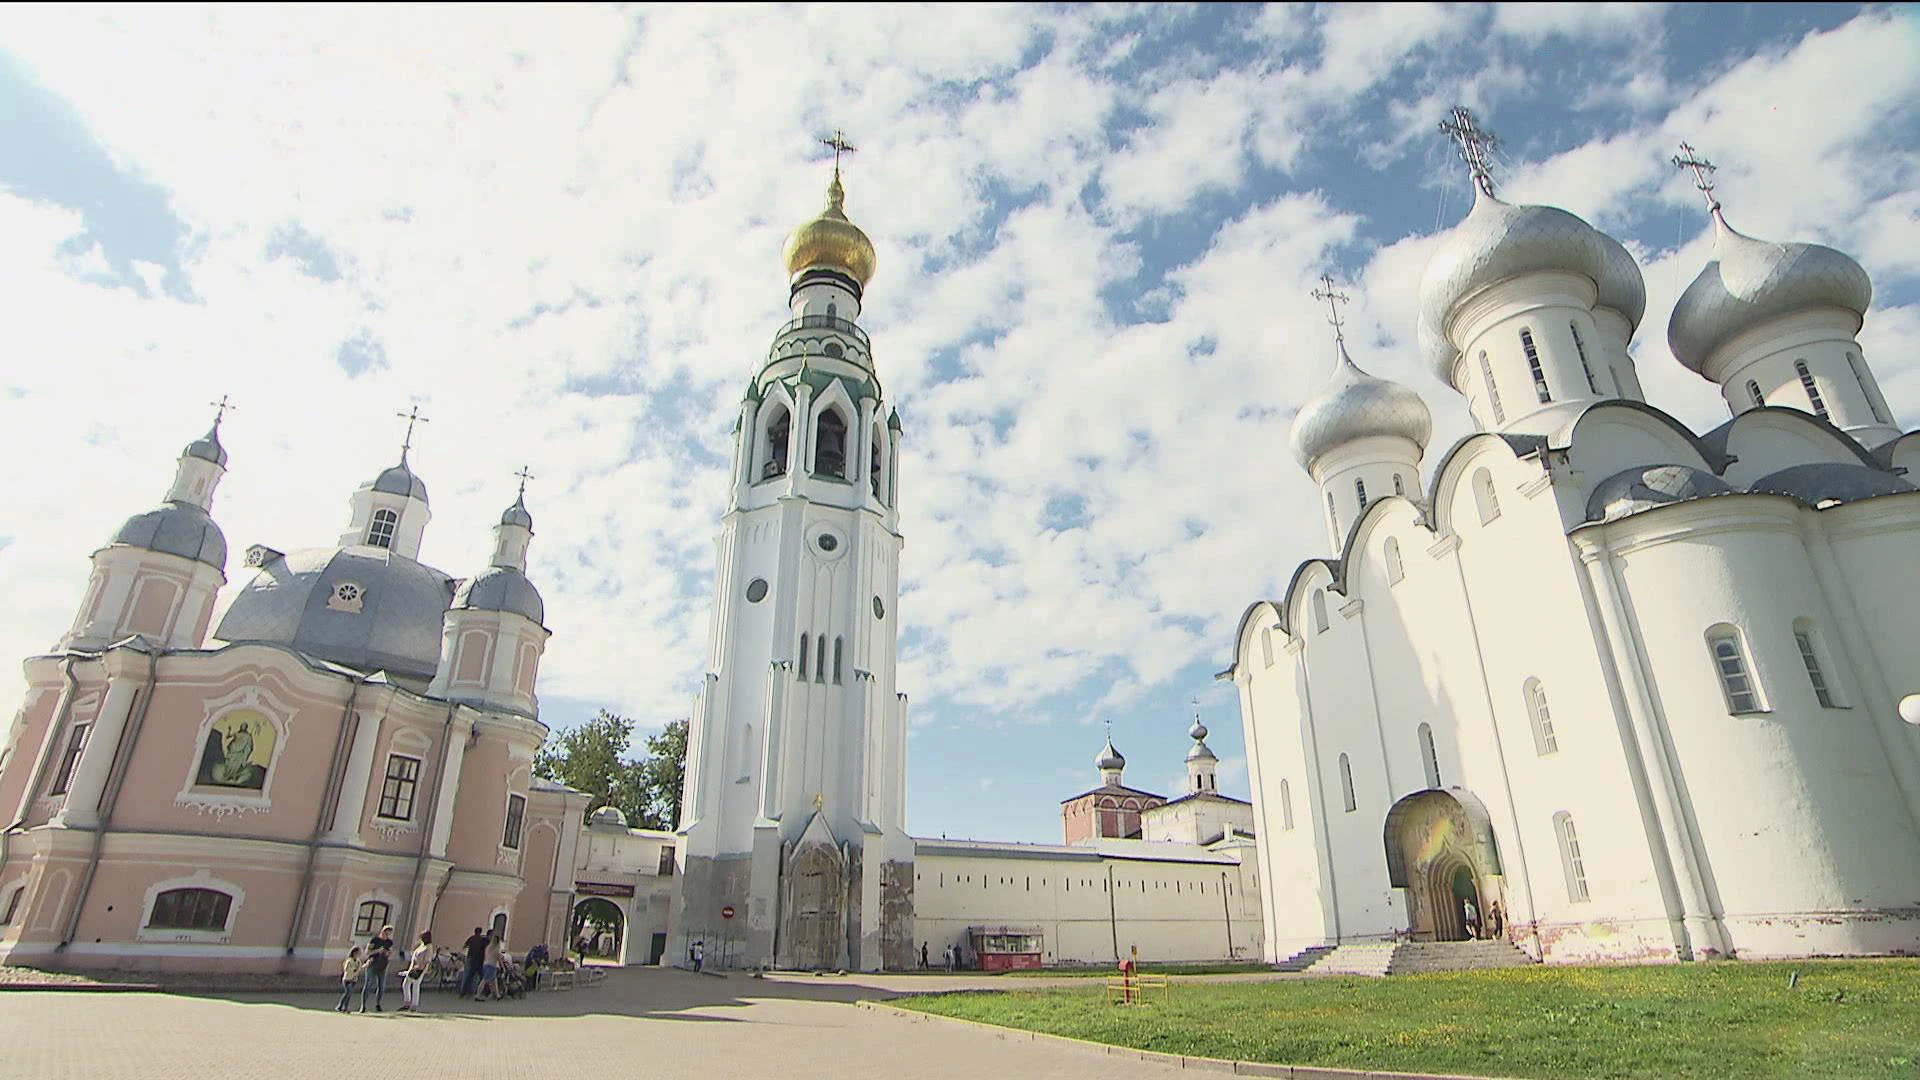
[721,905,736,919]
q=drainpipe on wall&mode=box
[1221,870,1234,959]
[402,701,460,942]
[282,674,365,965]
[1106,863,1119,961]
[0,655,81,873]
[59,645,160,949]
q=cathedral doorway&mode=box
[1383,788,1504,942]
[781,843,844,970]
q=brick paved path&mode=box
[0,968,1188,1080]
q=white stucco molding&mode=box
[173,684,297,819]
[135,869,245,944]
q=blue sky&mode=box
[1,4,1916,844]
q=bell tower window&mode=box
[762,406,791,480]
[870,427,884,500]
[1521,328,1549,402]
[366,508,399,549]
[1746,380,1765,411]
[815,408,848,479]
[1794,361,1828,419]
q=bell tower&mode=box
[672,133,914,973]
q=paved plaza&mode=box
[0,968,1192,1080]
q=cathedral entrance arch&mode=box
[1384,788,1504,942]
[572,897,627,966]
[780,842,845,970]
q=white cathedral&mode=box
[1224,114,1920,966]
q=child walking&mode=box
[337,947,363,1013]
[400,930,433,1012]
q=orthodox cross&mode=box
[396,405,430,455]
[1439,105,1499,196]
[513,465,535,498]
[1311,273,1351,344]
[1672,141,1721,214]
[821,129,858,175]
[208,394,235,430]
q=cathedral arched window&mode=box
[1847,352,1893,424]
[832,637,844,685]
[1524,677,1558,755]
[797,634,810,679]
[367,508,399,549]
[1417,723,1441,788]
[1385,538,1404,586]
[1279,779,1295,831]
[1553,811,1590,902]
[1337,754,1356,813]
[1260,627,1274,668]
[1792,619,1841,708]
[1570,321,1600,394]
[1480,351,1505,424]
[1705,624,1765,714]
[1521,328,1550,402]
[1794,360,1828,419]
[870,426,885,501]
[1393,473,1405,497]
[826,301,837,319]
[1472,468,1500,525]
[814,407,849,479]
[1326,491,1338,537]
[1745,380,1765,411]
[1311,589,1329,633]
[816,631,828,682]
[762,404,791,480]
[1355,477,1368,511]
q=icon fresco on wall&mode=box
[195,709,274,790]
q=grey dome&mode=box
[113,502,227,568]
[1291,342,1433,470]
[1095,739,1126,772]
[501,495,533,530]
[1420,191,1643,382]
[1188,719,1208,741]
[1587,465,1735,523]
[184,426,228,467]
[452,566,545,624]
[1668,212,1872,374]
[1749,463,1914,508]
[373,457,429,503]
[211,546,454,680]
[588,805,629,829]
[1186,739,1217,763]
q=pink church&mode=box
[0,418,590,974]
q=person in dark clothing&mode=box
[920,942,929,970]
[361,924,395,1012]
[460,927,490,998]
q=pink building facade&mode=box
[0,421,590,974]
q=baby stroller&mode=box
[497,955,529,999]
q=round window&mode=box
[746,578,769,603]
[824,342,844,359]
[872,596,885,619]
[817,534,839,553]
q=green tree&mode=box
[533,710,688,831]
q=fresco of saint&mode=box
[195,709,273,790]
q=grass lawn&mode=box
[895,959,1920,1079]
[1005,961,1268,978]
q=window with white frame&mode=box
[147,887,233,931]
[1312,589,1329,633]
[798,633,810,679]
[377,754,422,821]
[1355,477,1368,511]
[366,508,399,549]
[832,637,844,685]
[1385,537,1404,585]
[1746,379,1765,411]
[1792,620,1841,708]
[49,722,90,796]
[1279,779,1295,830]
[1706,625,1765,713]
[814,406,849,478]
[1570,322,1600,393]
[1326,491,1338,536]
[1554,811,1590,902]
[354,900,392,937]
[1524,677,1559,754]
[1521,328,1550,402]
[1338,754,1356,813]
[1795,360,1828,418]
[762,404,791,480]
[1417,722,1441,788]
[1393,473,1405,497]
[502,793,527,850]
[1472,468,1500,524]
[1480,351,1504,423]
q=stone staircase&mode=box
[1272,944,1338,972]
[1301,938,1538,977]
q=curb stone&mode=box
[854,1000,1511,1080]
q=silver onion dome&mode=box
[184,425,228,467]
[112,502,227,568]
[452,565,545,624]
[1419,190,1644,383]
[372,455,429,503]
[1668,211,1872,374]
[500,494,533,530]
[1095,738,1126,772]
[1291,341,1434,471]
[210,546,454,680]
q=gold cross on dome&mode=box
[1672,141,1721,215]
[1311,272,1351,343]
[821,129,858,175]
[1439,105,1500,196]
[396,404,430,454]
[513,465,535,497]
[208,394,236,430]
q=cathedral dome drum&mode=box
[1418,192,1644,381]
[211,546,453,680]
[1291,342,1434,471]
[112,502,227,568]
[1667,213,1873,373]
[782,173,877,288]
[452,565,545,625]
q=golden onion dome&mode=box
[782,172,877,288]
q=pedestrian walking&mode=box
[477,931,504,1001]
[460,926,489,997]
[337,947,363,1013]
[360,924,395,1012]
[920,941,929,969]
[690,939,704,973]
[400,930,432,1012]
